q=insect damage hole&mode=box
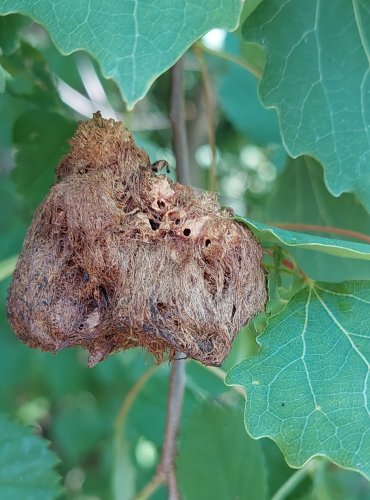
[149,219,160,230]
[183,228,191,236]
[99,286,109,307]
[205,239,211,247]
[231,304,236,319]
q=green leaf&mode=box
[243,0,370,211]
[237,216,370,260]
[0,413,61,499]
[242,0,264,21]
[227,281,370,479]
[177,401,267,500]
[12,110,76,209]
[255,156,370,282]
[0,1,242,109]
[0,75,34,158]
[3,42,63,108]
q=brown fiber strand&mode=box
[7,113,267,367]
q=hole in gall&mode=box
[183,228,191,236]
[149,219,160,230]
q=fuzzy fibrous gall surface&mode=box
[7,113,267,367]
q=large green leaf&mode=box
[227,281,370,479]
[237,216,370,260]
[177,401,267,500]
[0,1,242,108]
[0,413,61,499]
[243,0,370,211]
[254,156,370,281]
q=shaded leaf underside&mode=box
[237,216,370,260]
[0,0,242,108]
[254,157,370,282]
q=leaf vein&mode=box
[313,286,370,417]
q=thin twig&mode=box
[114,364,159,440]
[135,472,165,500]
[158,357,186,476]
[193,45,217,192]
[196,42,262,79]
[168,471,180,500]
[134,362,186,500]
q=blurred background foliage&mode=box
[0,8,369,500]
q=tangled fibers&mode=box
[8,113,267,367]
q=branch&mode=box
[158,356,186,476]
[136,57,189,500]
[135,361,186,500]
[193,45,217,192]
[168,471,180,500]
[157,55,189,499]
[169,57,191,185]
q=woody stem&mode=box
[135,55,189,500]
[161,55,189,498]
